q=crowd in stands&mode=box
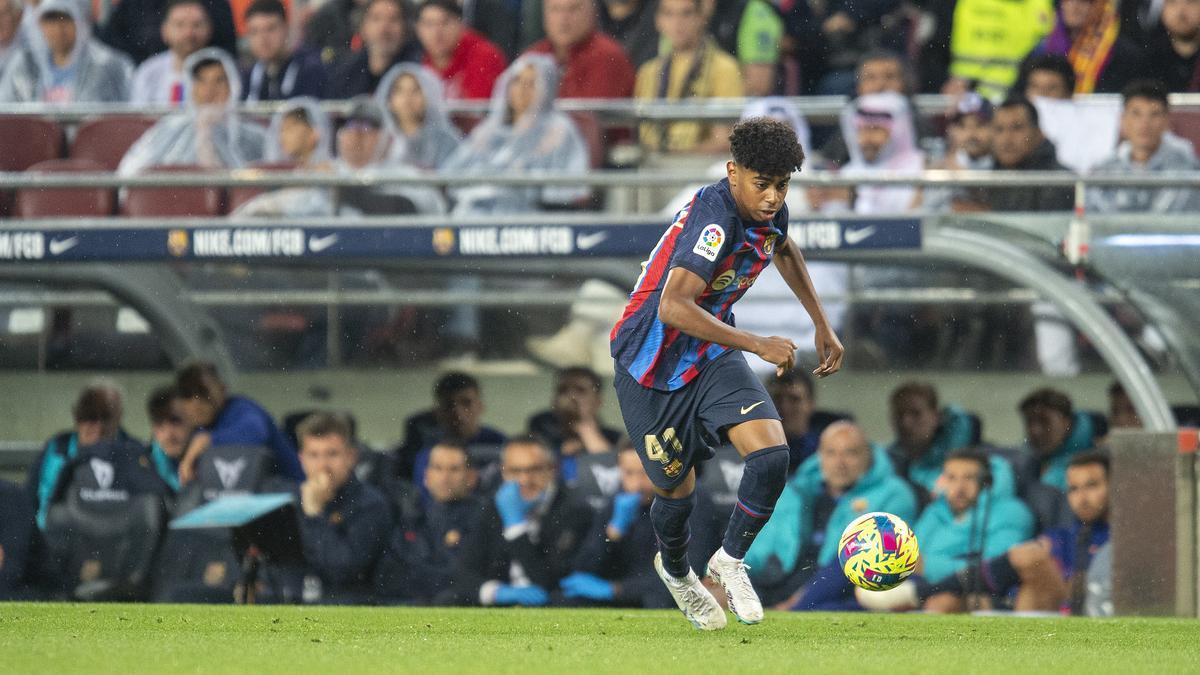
[0,361,1145,616]
[1,0,1199,217]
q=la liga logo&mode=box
[693,224,725,261]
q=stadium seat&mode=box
[571,452,620,512]
[122,165,224,217]
[1169,110,1200,153]
[70,116,157,171]
[15,159,115,218]
[225,161,298,214]
[0,116,64,217]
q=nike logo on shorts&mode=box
[740,401,766,415]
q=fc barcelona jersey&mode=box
[610,178,788,391]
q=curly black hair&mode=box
[729,117,805,177]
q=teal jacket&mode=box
[888,405,977,492]
[1029,412,1097,491]
[149,441,181,493]
[913,458,1034,584]
[746,445,918,577]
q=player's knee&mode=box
[741,445,790,507]
[1008,542,1053,576]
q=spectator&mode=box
[0,0,133,103]
[329,0,421,99]
[303,0,368,66]
[415,0,506,100]
[526,367,622,482]
[1018,388,1100,491]
[598,0,658,67]
[394,372,507,482]
[130,0,212,105]
[146,385,188,492]
[241,0,328,101]
[0,478,35,599]
[1029,0,1144,94]
[441,54,590,214]
[979,97,1075,212]
[1015,53,1076,100]
[946,0,1054,99]
[99,0,236,64]
[172,360,305,484]
[1088,80,1200,213]
[1107,381,1143,429]
[296,412,393,604]
[376,63,463,169]
[635,0,742,153]
[925,93,994,212]
[336,94,446,214]
[376,442,484,603]
[233,98,337,217]
[562,442,720,607]
[0,0,27,74]
[785,0,911,96]
[707,0,784,96]
[24,380,126,530]
[336,95,388,171]
[767,368,820,472]
[745,422,917,606]
[817,51,925,168]
[524,0,635,98]
[446,437,594,606]
[118,48,266,175]
[1143,0,1200,92]
[885,382,977,497]
[839,91,924,213]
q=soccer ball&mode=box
[837,511,920,592]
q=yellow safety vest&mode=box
[950,0,1055,100]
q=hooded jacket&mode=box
[887,405,977,493]
[118,48,266,176]
[1087,133,1200,214]
[440,54,589,214]
[744,445,918,578]
[839,92,925,214]
[233,97,336,218]
[375,63,463,170]
[983,137,1076,211]
[0,0,132,103]
[1024,411,1098,491]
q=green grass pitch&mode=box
[2,603,1198,674]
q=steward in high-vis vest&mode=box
[950,0,1054,99]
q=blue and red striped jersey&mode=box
[609,178,789,391]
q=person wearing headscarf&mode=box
[440,53,589,214]
[0,0,132,102]
[1030,0,1144,94]
[233,97,336,217]
[118,47,266,176]
[376,63,463,170]
[838,91,924,214]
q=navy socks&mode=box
[722,445,790,559]
[650,492,696,579]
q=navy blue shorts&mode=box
[613,351,781,490]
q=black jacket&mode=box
[298,475,394,603]
[375,495,488,603]
[984,139,1076,212]
[329,46,423,98]
[241,50,330,101]
[98,0,237,64]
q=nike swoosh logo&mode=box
[308,234,338,253]
[740,401,766,415]
[49,236,78,256]
[843,226,876,246]
[575,232,608,250]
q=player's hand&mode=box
[177,432,211,485]
[560,572,615,602]
[607,492,643,538]
[753,335,797,376]
[301,472,335,517]
[495,480,536,528]
[812,325,844,378]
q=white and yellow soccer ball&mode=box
[837,511,920,592]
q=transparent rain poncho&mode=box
[440,54,589,215]
[375,63,463,171]
[233,96,337,217]
[117,47,266,176]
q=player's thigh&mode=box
[695,354,785,457]
[614,369,706,493]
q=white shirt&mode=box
[130,51,186,105]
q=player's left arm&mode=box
[773,237,844,377]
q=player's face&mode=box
[941,458,983,515]
[818,435,871,494]
[300,433,358,490]
[771,382,814,436]
[617,449,654,500]
[727,163,789,222]
[857,57,905,96]
[502,442,555,500]
[436,387,484,439]
[279,116,319,163]
[1121,97,1169,158]
[856,124,891,164]
[890,394,940,454]
[554,373,601,421]
[991,106,1042,168]
[1066,463,1108,524]
[957,115,994,159]
[1108,390,1142,429]
[152,412,189,459]
[1022,405,1073,456]
[1025,70,1071,100]
[424,444,476,503]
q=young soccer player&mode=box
[610,117,844,630]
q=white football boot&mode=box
[707,548,763,624]
[654,552,727,631]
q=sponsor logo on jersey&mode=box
[711,269,736,291]
[693,224,725,261]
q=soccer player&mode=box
[609,117,843,630]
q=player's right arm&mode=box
[659,267,797,370]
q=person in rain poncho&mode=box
[0,0,132,103]
[440,53,589,215]
[376,62,462,170]
[839,91,925,214]
[0,0,27,75]
[118,47,266,176]
[232,97,338,217]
